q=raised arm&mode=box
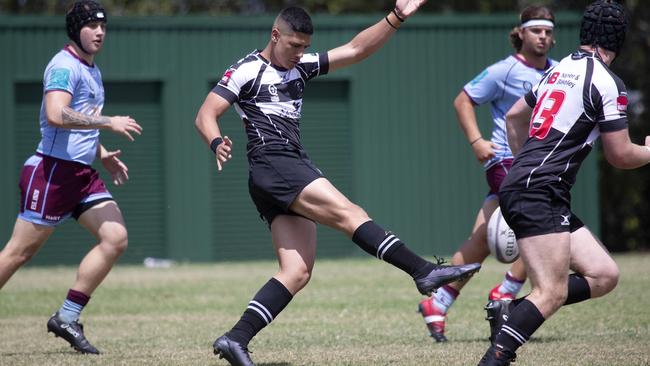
[194,92,234,171]
[45,90,142,141]
[327,0,427,73]
[505,96,534,156]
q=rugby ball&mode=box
[487,207,519,263]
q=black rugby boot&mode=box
[414,260,481,296]
[213,334,255,366]
[47,312,100,354]
[478,344,516,366]
[485,299,514,343]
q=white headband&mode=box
[520,19,554,29]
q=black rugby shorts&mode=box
[499,184,584,239]
[248,145,323,226]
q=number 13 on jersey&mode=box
[530,89,566,140]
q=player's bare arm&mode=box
[505,97,533,156]
[45,90,142,141]
[194,92,233,171]
[453,91,498,163]
[600,130,650,169]
[61,106,111,127]
[327,0,427,73]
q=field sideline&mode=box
[1,254,649,366]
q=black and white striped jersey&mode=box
[501,49,628,192]
[212,50,329,154]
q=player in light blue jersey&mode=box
[0,0,142,355]
[417,5,557,343]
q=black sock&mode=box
[227,278,293,346]
[564,273,591,305]
[511,273,591,307]
[352,221,432,278]
[512,296,526,307]
[494,299,545,353]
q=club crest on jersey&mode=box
[523,81,533,91]
[219,68,235,86]
[617,93,628,112]
[268,84,279,102]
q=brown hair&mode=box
[509,5,555,52]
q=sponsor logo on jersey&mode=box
[523,81,533,91]
[617,93,628,112]
[219,68,234,86]
[279,108,301,119]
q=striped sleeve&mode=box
[594,67,628,133]
[296,52,329,81]
[212,62,254,104]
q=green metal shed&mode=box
[0,13,597,265]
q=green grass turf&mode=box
[1,253,649,365]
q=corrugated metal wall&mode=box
[0,13,597,264]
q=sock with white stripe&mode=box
[227,277,293,346]
[494,299,545,353]
[57,289,90,323]
[352,221,432,279]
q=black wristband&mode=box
[210,137,224,153]
[392,8,405,22]
[385,16,397,29]
[470,137,482,146]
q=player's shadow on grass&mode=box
[526,336,565,343]
[1,350,72,356]
[453,335,565,343]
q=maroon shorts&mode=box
[485,158,513,199]
[18,154,113,226]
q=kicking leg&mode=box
[290,178,480,295]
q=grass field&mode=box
[1,254,649,366]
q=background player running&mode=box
[0,0,142,354]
